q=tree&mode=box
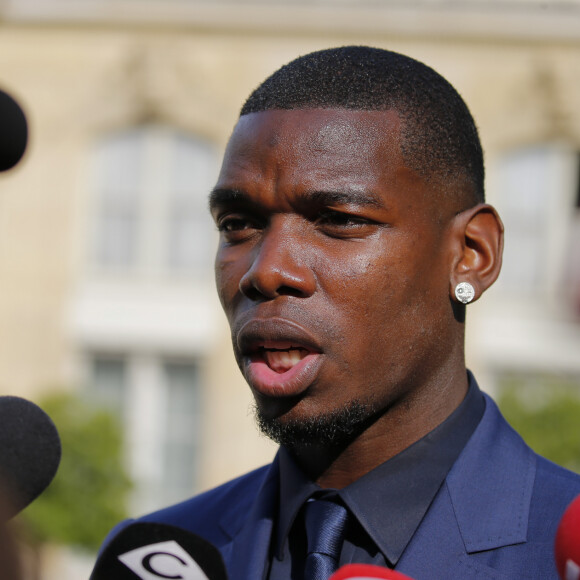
[497,374,580,474]
[19,392,132,550]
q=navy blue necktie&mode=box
[303,498,349,580]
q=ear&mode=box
[449,203,504,303]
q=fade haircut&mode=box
[241,46,484,206]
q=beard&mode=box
[253,399,379,451]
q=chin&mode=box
[253,399,378,450]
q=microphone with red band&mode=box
[555,494,580,580]
[90,522,228,580]
[329,564,415,579]
[0,396,62,519]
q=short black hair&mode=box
[241,46,484,206]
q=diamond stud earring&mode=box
[455,282,475,304]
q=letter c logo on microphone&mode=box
[118,540,210,580]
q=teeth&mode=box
[263,349,306,374]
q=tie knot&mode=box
[304,498,348,559]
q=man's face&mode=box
[210,109,460,445]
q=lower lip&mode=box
[244,353,323,398]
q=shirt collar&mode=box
[274,371,485,564]
[275,446,320,559]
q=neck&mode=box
[289,365,470,489]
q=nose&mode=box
[239,218,316,301]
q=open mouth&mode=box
[237,319,324,397]
[258,346,312,374]
[246,341,322,397]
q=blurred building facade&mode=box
[0,0,579,576]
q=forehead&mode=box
[223,108,402,168]
[216,108,421,201]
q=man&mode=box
[102,46,580,579]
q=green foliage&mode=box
[497,374,580,474]
[19,392,132,550]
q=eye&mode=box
[316,210,378,238]
[216,214,262,243]
[319,211,365,226]
[218,216,252,232]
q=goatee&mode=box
[254,400,377,450]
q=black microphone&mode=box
[0,396,61,518]
[90,522,228,580]
[0,89,28,172]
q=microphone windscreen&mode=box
[329,564,416,579]
[555,494,580,580]
[0,89,27,171]
[0,396,61,518]
[90,522,228,580]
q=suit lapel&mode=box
[398,484,512,579]
[397,394,536,580]
[446,394,535,553]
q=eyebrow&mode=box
[305,189,385,209]
[209,187,385,212]
[208,187,249,211]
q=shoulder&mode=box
[479,392,580,546]
[484,392,580,485]
[101,462,276,550]
[480,392,580,497]
[138,463,275,540]
[435,391,580,578]
[530,454,580,524]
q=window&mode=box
[162,362,201,503]
[570,153,580,316]
[87,353,202,512]
[93,132,142,269]
[491,145,579,305]
[87,354,128,445]
[91,125,219,277]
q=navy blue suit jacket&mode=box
[107,394,580,579]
